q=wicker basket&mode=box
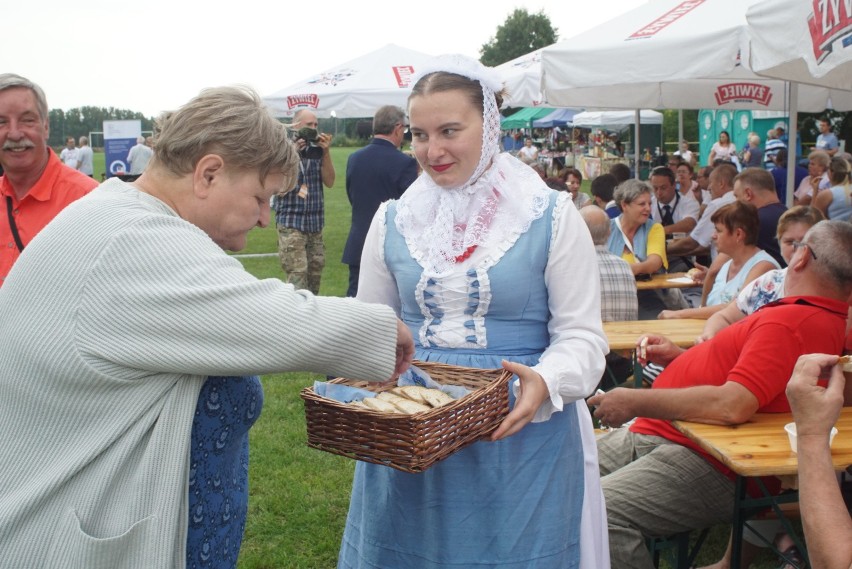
[300,361,512,473]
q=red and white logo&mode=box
[714,83,773,107]
[286,94,320,110]
[808,0,852,63]
[630,0,706,39]
[392,66,416,88]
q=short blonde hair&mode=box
[152,86,298,187]
[808,150,831,169]
[776,206,824,239]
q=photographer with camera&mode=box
[272,109,335,294]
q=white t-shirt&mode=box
[711,142,737,161]
[76,146,94,175]
[59,147,78,167]
[650,191,700,226]
[675,149,694,164]
[518,145,539,164]
[690,191,737,257]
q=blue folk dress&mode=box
[338,194,586,569]
[185,375,264,569]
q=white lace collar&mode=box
[395,153,551,277]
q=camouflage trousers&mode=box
[277,226,324,295]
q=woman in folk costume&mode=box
[338,55,610,569]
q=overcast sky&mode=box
[2,0,647,117]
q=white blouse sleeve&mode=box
[355,202,402,316]
[526,197,608,422]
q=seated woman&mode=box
[659,201,780,320]
[559,166,592,208]
[700,206,826,341]
[607,179,668,319]
[794,150,831,206]
[814,156,852,222]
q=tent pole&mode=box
[678,110,684,155]
[634,109,641,179]
[786,83,799,209]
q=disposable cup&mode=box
[784,422,838,453]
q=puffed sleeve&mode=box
[526,196,608,422]
[355,202,402,315]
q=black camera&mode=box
[296,127,324,160]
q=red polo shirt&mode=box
[631,296,849,482]
[1,150,97,284]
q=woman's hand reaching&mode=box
[490,360,549,441]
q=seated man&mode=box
[667,164,736,262]
[517,137,539,165]
[587,220,852,569]
[590,173,620,219]
[649,166,699,241]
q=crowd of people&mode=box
[1,59,850,569]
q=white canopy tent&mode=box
[572,110,663,127]
[495,48,549,108]
[746,1,852,204]
[541,0,852,197]
[541,0,852,112]
[262,44,435,119]
[746,0,852,90]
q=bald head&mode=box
[293,109,318,129]
[580,205,611,246]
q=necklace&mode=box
[454,245,478,263]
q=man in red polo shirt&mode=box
[588,220,852,569]
[0,74,97,286]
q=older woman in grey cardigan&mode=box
[0,86,413,569]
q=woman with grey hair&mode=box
[608,178,669,319]
[0,86,414,569]
[607,179,668,276]
[794,149,831,206]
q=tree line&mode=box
[48,107,155,148]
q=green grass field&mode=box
[95,150,780,569]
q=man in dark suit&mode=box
[342,105,418,297]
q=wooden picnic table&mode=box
[635,272,698,291]
[673,409,852,477]
[602,318,707,388]
[673,409,852,569]
[602,318,707,351]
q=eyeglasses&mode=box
[791,240,818,260]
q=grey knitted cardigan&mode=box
[0,180,398,568]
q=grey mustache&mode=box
[3,139,36,150]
